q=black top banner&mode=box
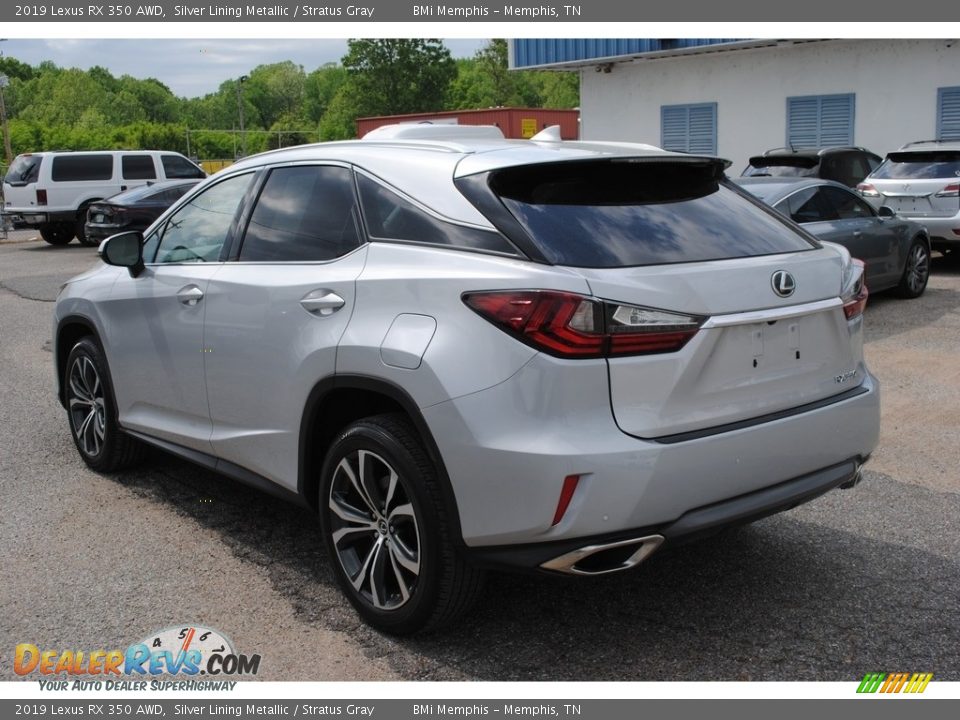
[3,0,958,22]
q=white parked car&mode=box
[3,150,204,246]
[858,140,960,255]
[54,125,880,633]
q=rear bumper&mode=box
[3,210,76,226]
[424,355,880,549]
[469,457,865,573]
[84,223,125,243]
[896,213,960,247]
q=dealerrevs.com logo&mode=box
[857,672,933,694]
[15,626,260,690]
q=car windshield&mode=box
[488,159,816,268]
[106,183,186,204]
[872,151,960,179]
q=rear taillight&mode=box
[935,183,960,198]
[857,183,880,198]
[841,259,868,321]
[462,290,704,359]
[36,189,47,205]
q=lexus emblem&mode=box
[771,270,796,298]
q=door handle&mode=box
[300,290,345,316]
[852,231,863,238]
[177,285,204,306]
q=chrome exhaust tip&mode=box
[540,535,664,576]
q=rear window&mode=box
[488,160,816,268]
[872,152,960,179]
[4,155,41,186]
[161,155,205,179]
[743,157,819,178]
[51,155,114,182]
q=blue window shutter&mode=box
[787,94,854,147]
[938,87,960,141]
[661,103,717,155]
[787,97,819,147]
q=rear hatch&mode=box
[464,157,861,438]
[867,150,960,218]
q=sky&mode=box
[0,39,488,98]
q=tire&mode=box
[64,337,145,472]
[39,223,74,245]
[895,238,931,299]
[319,413,483,634]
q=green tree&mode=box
[304,63,347,124]
[244,61,306,129]
[341,39,456,117]
[448,39,579,111]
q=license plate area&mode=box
[742,319,803,371]
[699,310,844,391]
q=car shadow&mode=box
[109,452,960,681]
[863,255,960,343]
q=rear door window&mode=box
[484,160,816,267]
[239,165,361,262]
[121,155,157,180]
[821,186,874,219]
[161,154,205,179]
[51,155,114,182]
[777,187,839,223]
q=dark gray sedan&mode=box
[736,177,931,298]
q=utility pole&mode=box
[235,75,248,158]
[0,74,12,166]
[0,39,13,165]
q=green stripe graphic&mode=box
[857,672,886,693]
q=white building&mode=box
[510,39,960,171]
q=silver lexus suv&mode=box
[54,124,880,634]
[858,140,960,254]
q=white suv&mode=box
[3,150,204,245]
[54,125,880,633]
[858,140,960,254]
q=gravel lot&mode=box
[1,232,958,681]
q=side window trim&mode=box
[354,168,522,258]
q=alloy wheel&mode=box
[68,355,106,457]
[327,449,421,611]
[905,244,930,295]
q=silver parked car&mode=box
[54,125,880,634]
[737,177,931,298]
[858,140,960,255]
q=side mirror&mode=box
[99,231,145,277]
[877,206,896,219]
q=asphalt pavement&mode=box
[1,235,957,681]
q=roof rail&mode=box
[361,123,505,142]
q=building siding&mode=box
[576,39,960,171]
